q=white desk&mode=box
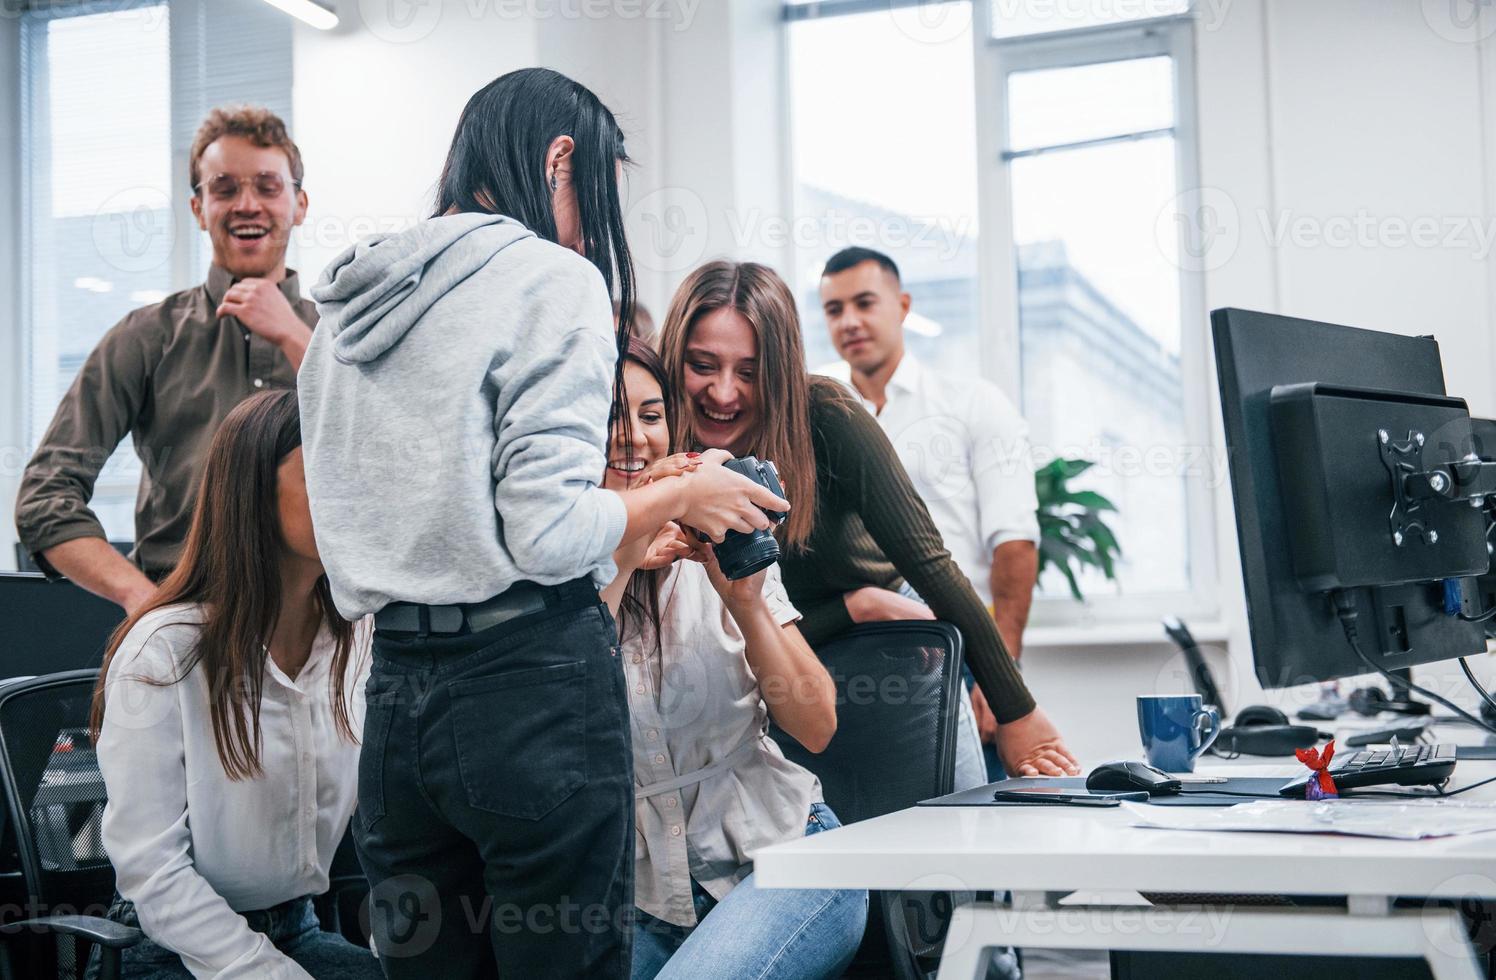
[754,748,1496,979]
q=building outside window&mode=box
[784,0,1214,622]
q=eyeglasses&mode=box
[194,171,300,201]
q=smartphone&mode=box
[991,787,1149,806]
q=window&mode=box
[785,1,982,378]
[19,0,292,542]
[987,17,1212,615]
[784,1,1213,622]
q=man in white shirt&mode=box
[818,247,1040,759]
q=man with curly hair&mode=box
[16,106,315,611]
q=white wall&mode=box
[1,15,21,571]
[288,1,542,285]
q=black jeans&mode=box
[354,593,634,979]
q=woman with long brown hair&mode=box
[657,260,1081,779]
[600,338,866,980]
[90,389,379,980]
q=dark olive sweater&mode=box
[779,379,1036,724]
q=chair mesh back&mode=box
[770,621,962,820]
[769,622,963,979]
[0,672,116,926]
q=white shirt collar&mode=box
[885,351,922,396]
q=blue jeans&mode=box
[631,803,868,980]
[112,895,380,979]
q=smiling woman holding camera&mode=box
[602,337,866,980]
[656,260,1080,779]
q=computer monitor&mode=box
[0,573,124,677]
[1213,308,1493,688]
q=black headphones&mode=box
[1212,705,1329,757]
[1348,686,1432,718]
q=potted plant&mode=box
[1035,458,1122,601]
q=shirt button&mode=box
[670,825,681,837]
[653,753,665,764]
[647,729,658,740]
[666,797,677,809]
[253,378,265,388]
[635,684,645,695]
[632,655,642,664]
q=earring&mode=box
[550,170,558,192]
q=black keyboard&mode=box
[1277,743,1457,798]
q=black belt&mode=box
[374,579,597,636]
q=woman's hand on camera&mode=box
[701,546,767,609]
[994,706,1081,777]
[638,522,699,571]
[678,452,790,542]
[639,453,703,485]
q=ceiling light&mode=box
[258,0,338,30]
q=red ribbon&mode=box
[1295,739,1338,799]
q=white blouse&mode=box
[623,562,822,927]
[96,604,371,979]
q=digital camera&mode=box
[715,456,788,580]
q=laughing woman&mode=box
[657,261,1081,778]
[602,338,868,980]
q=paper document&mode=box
[1121,799,1496,840]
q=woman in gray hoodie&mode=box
[297,68,788,980]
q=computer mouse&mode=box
[1235,704,1290,727]
[1085,761,1183,796]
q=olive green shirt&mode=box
[15,266,314,579]
[780,379,1036,724]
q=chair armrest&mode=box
[0,914,143,949]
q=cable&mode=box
[1438,772,1496,797]
[1457,607,1496,623]
[1458,657,1496,717]
[1331,591,1496,737]
[1178,788,1281,799]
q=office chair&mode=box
[770,620,965,980]
[0,670,140,979]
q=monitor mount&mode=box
[1380,426,1496,548]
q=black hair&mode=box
[434,67,636,425]
[822,246,901,285]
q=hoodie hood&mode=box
[311,211,534,364]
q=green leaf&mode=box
[1060,490,1118,512]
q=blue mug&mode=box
[1137,694,1220,773]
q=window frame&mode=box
[781,1,1219,627]
[977,9,1217,626]
[18,0,174,522]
